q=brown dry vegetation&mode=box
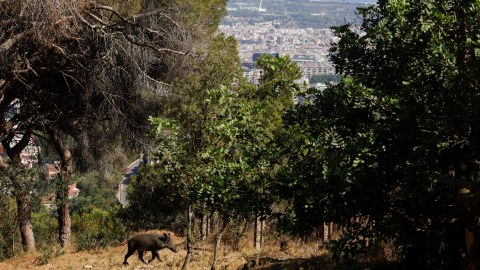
[0,229,329,270]
[0,229,399,270]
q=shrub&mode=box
[72,206,127,250]
[0,196,18,261]
[32,209,58,250]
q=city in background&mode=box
[220,0,372,86]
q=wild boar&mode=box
[123,232,177,265]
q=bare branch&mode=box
[121,31,186,55]
[132,10,180,28]
[0,31,33,54]
[74,10,102,31]
[85,11,111,28]
[90,5,132,25]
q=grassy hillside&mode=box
[0,230,330,270]
[0,229,400,269]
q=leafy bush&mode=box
[69,172,121,214]
[32,209,58,250]
[0,196,18,261]
[72,206,127,250]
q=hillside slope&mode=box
[0,230,330,270]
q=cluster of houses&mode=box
[41,162,80,210]
[0,136,80,210]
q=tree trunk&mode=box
[1,127,36,252]
[49,127,73,248]
[323,222,330,242]
[16,190,35,252]
[201,212,208,240]
[233,220,247,252]
[456,188,480,269]
[254,213,262,250]
[211,219,227,270]
[182,203,193,270]
[261,218,265,246]
[56,182,71,247]
[207,214,210,235]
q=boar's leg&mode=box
[138,250,147,264]
[148,250,162,263]
[123,249,135,265]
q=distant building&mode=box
[294,76,310,86]
[4,134,40,168]
[292,55,316,64]
[41,182,80,210]
[252,52,279,62]
[314,83,327,91]
[68,183,80,199]
[41,196,55,211]
[301,64,336,78]
[44,162,61,179]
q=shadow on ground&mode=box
[239,255,401,270]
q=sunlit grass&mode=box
[0,229,397,270]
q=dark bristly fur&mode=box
[123,233,177,265]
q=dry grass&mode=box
[0,230,397,270]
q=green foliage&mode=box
[31,210,58,250]
[69,172,121,214]
[72,207,126,250]
[0,195,18,261]
[125,32,249,232]
[195,86,274,219]
[119,164,186,232]
[254,54,303,134]
[279,0,480,267]
[256,54,302,103]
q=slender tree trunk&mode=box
[182,203,193,270]
[56,187,71,247]
[261,218,265,246]
[207,214,210,235]
[49,127,73,248]
[201,212,208,240]
[233,219,247,252]
[12,225,15,256]
[323,222,330,242]
[211,219,228,270]
[56,182,71,247]
[456,188,480,269]
[1,128,36,252]
[16,189,35,252]
[254,212,262,250]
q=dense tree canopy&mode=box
[278,0,480,267]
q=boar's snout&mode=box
[162,233,178,253]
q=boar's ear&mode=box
[163,232,167,239]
